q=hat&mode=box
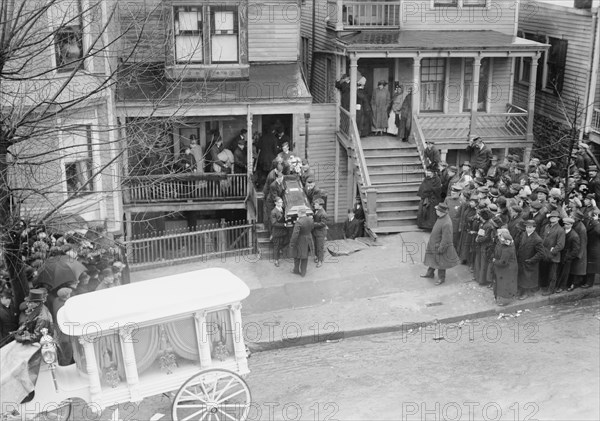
[477,186,490,194]
[511,205,523,213]
[585,193,596,200]
[516,162,526,171]
[589,165,598,172]
[448,165,458,172]
[57,288,72,300]
[510,183,521,191]
[498,163,509,170]
[535,186,549,195]
[462,161,472,168]
[489,188,499,198]
[377,80,388,86]
[488,203,498,212]
[530,201,543,210]
[472,137,482,142]
[357,76,366,86]
[451,185,463,192]
[548,210,560,218]
[313,198,325,205]
[479,209,493,220]
[426,139,435,145]
[491,155,498,161]
[573,210,585,220]
[306,177,315,184]
[25,288,47,302]
[524,219,537,227]
[498,229,513,242]
[435,203,449,213]
[549,188,562,198]
[475,177,487,186]
[100,268,114,278]
[562,217,575,225]
[569,197,582,208]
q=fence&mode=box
[126,220,256,268]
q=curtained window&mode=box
[63,125,93,197]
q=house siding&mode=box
[515,2,595,125]
[298,103,347,221]
[248,0,300,62]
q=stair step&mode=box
[371,224,423,234]
[369,165,424,174]
[371,174,424,184]
[376,205,419,213]
[363,150,420,157]
[374,182,422,191]
[366,158,423,166]
[377,213,418,221]
[377,195,420,203]
[376,218,418,228]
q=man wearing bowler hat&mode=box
[548,217,580,295]
[516,220,545,299]
[421,203,460,285]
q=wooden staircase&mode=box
[361,136,424,234]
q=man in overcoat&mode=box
[549,218,580,294]
[516,220,545,299]
[290,207,314,277]
[466,137,493,175]
[265,171,285,232]
[270,197,289,268]
[583,208,600,287]
[569,210,588,290]
[312,198,328,268]
[417,169,442,230]
[444,185,464,249]
[540,210,565,293]
[420,203,459,285]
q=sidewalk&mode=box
[131,232,600,352]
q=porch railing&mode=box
[592,108,600,133]
[411,115,429,172]
[327,0,401,29]
[123,173,248,204]
[126,219,255,268]
[416,104,528,142]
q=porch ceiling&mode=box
[337,30,548,55]
[117,63,312,108]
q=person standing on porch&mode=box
[335,73,351,111]
[387,83,403,136]
[356,77,372,137]
[398,87,412,142]
[371,80,390,136]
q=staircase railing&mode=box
[339,106,378,232]
[412,115,428,172]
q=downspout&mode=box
[508,0,520,104]
[584,8,600,138]
[309,0,317,91]
[513,0,519,37]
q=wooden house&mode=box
[302,0,548,233]
[514,0,600,150]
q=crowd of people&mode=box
[336,75,413,141]
[419,136,600,305]
[0,222,129,357]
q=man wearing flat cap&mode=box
[548,218,580,294]
[312,198,328,268]
[304,177,326,209]
[516,220,545,299]
[421,203,459,285]
[540,211,565,293]
[289,207,314,277]
[588,165,600,202]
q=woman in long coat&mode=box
[356,80,373,137]
[516,220,545,298]
[417,170,442,231]
[371,81,390,135]
[398,89,412,142]
[584,209,600,287]
[493,229,518,306]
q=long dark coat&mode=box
[257,132,279,172]
[493,243,518,299]
[457,205,477,263]
[356,88,373,137]
[417,175,442,230]
[474,219,495,285]
[516,231,545,289]
[587,219,600,274]
[571,220,588,276]
[423,214,459,270]
[398,92,412,140]
[541,223,565,263]
[290,216,314,259]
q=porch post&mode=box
[525,53,540,163]
[349,54,358,119]
[125,211,133,264]
[412,56,421,117]
[469,56,482,137]
[246,110,253,223]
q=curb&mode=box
[246,287,600,353]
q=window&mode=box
[54,0,83,71]
[420,58,446,112]
[463,0,487,6]
[434,0,458,6]
[211,8,238,63]
[174,6,203,63]
[546,37,568,93]
[63,126,93,196]
[173,5,240,64]
[433,0,486,6]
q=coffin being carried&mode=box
[283,175,313,223]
